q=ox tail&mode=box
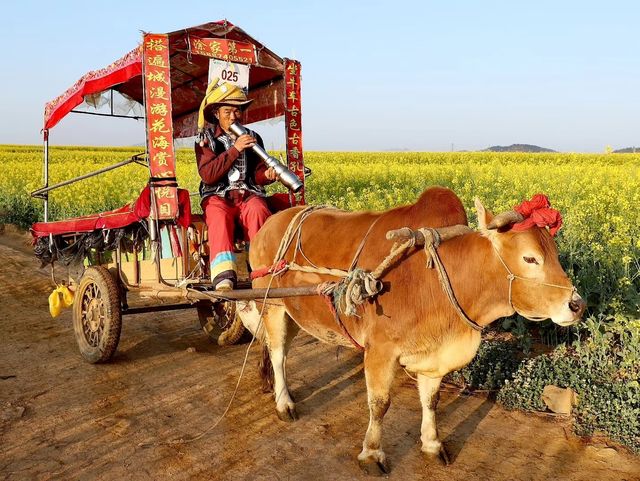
[258,345,274,393]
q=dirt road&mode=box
[1,229,638,481]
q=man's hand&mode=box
[233,134,256,152]
[265,167,277,181]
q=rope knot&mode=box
[250,259,289,280]
[333,268,383,317]
[270,259,289,276]
[417,227,441,269]
[316,281,336,297]
[418,227,442,248]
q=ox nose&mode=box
[569,296,586,318]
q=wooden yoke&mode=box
[386,225,472,247]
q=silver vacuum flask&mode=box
[229,122,304,193]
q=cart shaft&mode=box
[187,285,321,301]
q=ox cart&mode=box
[30,20,314,363]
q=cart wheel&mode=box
[72,266,122,363]
[196,300,245,346]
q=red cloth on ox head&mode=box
[512,193,563,236]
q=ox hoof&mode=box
[276,405,298,422]
[440,445,451,465]
[358,458,390,477]
[422,443,451,466]
[358,450,390,477]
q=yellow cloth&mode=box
[49,285,74,318]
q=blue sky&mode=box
[1,0,638,151]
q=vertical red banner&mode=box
[284,59,305,205]
[143,33,178,220]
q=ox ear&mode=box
[475,198,494,231]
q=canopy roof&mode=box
[43,20,287,137]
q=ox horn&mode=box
[486,210,524,230]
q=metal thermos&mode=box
[229,122,304,193]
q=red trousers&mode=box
[202,193,271,283]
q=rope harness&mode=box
[254,208,578,340]
[252,207,483,348]
[491,245,576,321]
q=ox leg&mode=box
[357,350,397,475]
[238,300,299,420]
[417,374,449,465]
[263,305,300,422]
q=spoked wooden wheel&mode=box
[72,266,122,363]
[196,300,245,346]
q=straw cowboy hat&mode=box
[197,78,253,130]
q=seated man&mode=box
[195,80,276,290]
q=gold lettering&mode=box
[288,133,300,146]
[192,38,206,52]
[149,86,168,100]
[146,70,168,84]
[150,118,170,133]
[150,103,168,116]
[152,135,170,150]
[153,152,171,166]
[209,40,222,55]
[145,38,167,51]
[147,55,168,68]
[156,187,175,199]
[159,202,171,216]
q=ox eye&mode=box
[523,256,539,265]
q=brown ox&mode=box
[238,186,585,474]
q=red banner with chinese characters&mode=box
[188,36,257,64]
[284,59,305,205]
[143,33,179,220]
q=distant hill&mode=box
[613,147,639,153]
[483,144,556,153]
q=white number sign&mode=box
[208,59,249,92]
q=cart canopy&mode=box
[44,20,287,137]
[38,19,306,224]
